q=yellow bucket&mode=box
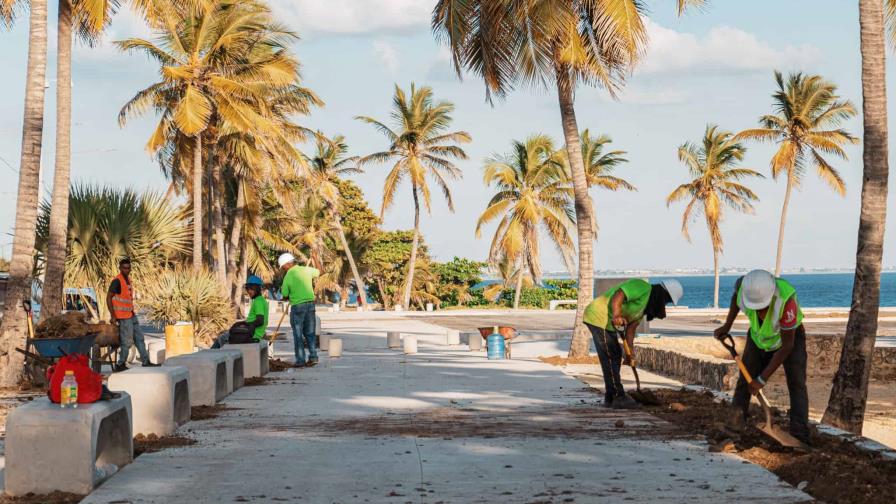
[165,322,195,358]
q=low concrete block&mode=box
[146,339,166,365]
[107,367,190,436]
[315,315,321,336]
[203,349,245,393]
[464,332,482,351]
[404,335,417,355]
[446,329,460,346]
[386,332,401,349]
[164,353,228,406]
[329,338,343,357]
[223,341,269,378]
[4,395,133,496]
[319,333,330,351]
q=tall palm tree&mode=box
[823,0,892,434]
[667,126,762,308]
[42,0,117,316]
[357,83,471,309]
[0,0,49,387]
[305,133,369,307]
[736,71,858,276]
[432,0,704,357]
[476,135,576,310]
[118,0,302,273]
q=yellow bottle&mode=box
[60,370,78,408]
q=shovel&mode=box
[719,334,807,449]
[268,308,288,357]
[618,325,661,406]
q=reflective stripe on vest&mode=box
[737,278,803,351]
[111,273,134,320]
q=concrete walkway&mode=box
[83,315,809,503]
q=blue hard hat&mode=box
[245,275,264,287]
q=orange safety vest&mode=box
[111,274,134,320]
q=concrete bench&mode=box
[164,353,228,406]
[4,395,133,496]
[223,341,269,378]
[549,299,577,310]
[146,338,166,365]
[107,367,190,436]
[203,349,245,393]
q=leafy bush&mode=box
[501,280,579,309]
[433,257,486,307]
[140,267,234,347]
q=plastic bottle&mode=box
[61,370,78,408]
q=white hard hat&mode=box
[661,279,684,305]
[277,253,296,268]
[741,269,776,309]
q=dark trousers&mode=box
[290,302,317,363]
[586,323,625,401]
[732,325,810,442]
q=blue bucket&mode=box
[486,333,505,360]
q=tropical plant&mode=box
[433,257,486,307]
[35,185,191,320]
[736,71,858,276]
[432,0,704,357]
[824,0,893,434]
[666,125,762,308]
[0,0,50,387]
[573,129,634,238]
[357,83,470,310]
[476,135,576,309]
[304,133,369,307]
[117,0,306,273]
[140,266,234,347]
[362,230,429,310]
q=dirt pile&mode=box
[244,376,269,386]
[539,355,600,366]
[644,388,896,504]
[0,492,83,504]
[191,404,237,420]
[32,312,117,344]
[133,433,196,456]
[269,358,291,372]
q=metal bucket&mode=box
[486,333,505,360]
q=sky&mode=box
[1,0,894,274]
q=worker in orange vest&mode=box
[106,258,158,372]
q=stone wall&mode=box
[805,334,896,381]
[634,343,739,391]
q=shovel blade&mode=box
[629,389,662,406]
[756,421,807,449]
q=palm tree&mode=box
[118,0,302,273]
[432,0,704,357]
[0,0,50,387]
[42,0,117,316]
[305,133,369,307]
[823,0,892,434]
[667,126,763,308]
[572,129,635,240]
[476,135,576,310]
[356,83,471,309]
[736,71,858,276]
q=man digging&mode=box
[714,269,811,446]
[278,253,320,368]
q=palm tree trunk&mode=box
[333,214,368,307]
[823,0,890,434]
[41,0,73,318]
[402,185,421,309]
[555,60,595,358]
[513,262,523,310]
[0,0,49,387]
[226,178,245,304]
[774,174,795,276]
[192,135,202,272]
[210,162,227,293]
[712,247,720,309]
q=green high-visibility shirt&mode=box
[246,295,269,341]
[583,279,652,330]
[281,265,319,305]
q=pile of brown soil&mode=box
[0,492,83,503]
[191,404,237,420]
[34,312,92,339]
[644,388,896,504]
[133,433,196,456]
[539,355,600,366]
[269,358,291,372]
[243,376,269,386]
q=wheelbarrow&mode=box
[14,300,100,385]
[477,326,515,359]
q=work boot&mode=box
[611,394,639,410]
[112,364,129,373]
[291,362,306,368]
[306,358,318,368]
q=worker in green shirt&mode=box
[279,253,320,368]
[583,278,683,409]
[212,276,269,347]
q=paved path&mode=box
[84,315,809,503]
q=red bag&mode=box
[46,353,103,404]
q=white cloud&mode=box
[271,0,431,36]
[638,19,822,75]
[373,40,399,72]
